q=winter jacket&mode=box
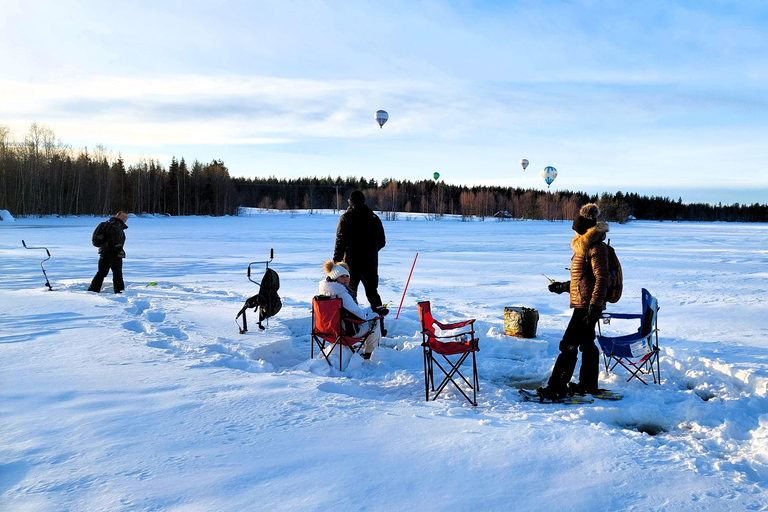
[99,217,128,258]
[318,279,373,321]
[332,203,385,268]
[567,222,610,309]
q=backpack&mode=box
[604,240,623,303]
[256,268,282,325]
[92,221,109,247]
[236,268,282,332]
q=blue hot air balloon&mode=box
[520,159,529,171]
[375,110,388,128]
[541,166,557,189]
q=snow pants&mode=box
[353,319,381,355]
[348,263,382,310]
[546,307,600,393]
[88,253,124,293]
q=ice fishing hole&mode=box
[694,389,717,402]
[623,422,668,436]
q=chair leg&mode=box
[472,352,478,405]
[431,352,476,405]
[423,347,430,402]
[429,349,435,391]
[439,354,474,389]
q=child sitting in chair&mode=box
[319,260,381,359]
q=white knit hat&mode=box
[328,265,350,281]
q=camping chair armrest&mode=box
[422,330,475,340]
[344,315,383,325]
[601,313,642,320]
[433,319,475,330]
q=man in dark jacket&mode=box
[538,203,610,400]
[88,211,129,293]
[332,191,387,315]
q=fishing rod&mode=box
[22,240,53,290]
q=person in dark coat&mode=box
[332,190,387,316]
[88,211,129,293]
[538,203,610,400]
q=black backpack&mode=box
[92,221,109,247]
[236,268,282,333]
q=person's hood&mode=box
[570,221,608,255]
[108,217,128,230]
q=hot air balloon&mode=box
[541,166,557,189]
[433,172,440,181]
[375,110,388,128]
[520,159,529,171]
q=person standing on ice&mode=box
[88,211,129,294]
[538,203,610,400]
[319,260,381,360]
[332,190,388,317]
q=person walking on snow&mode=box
[88,211,129,294]
[538,203,610,400]
[319,260,381,360]
[332,190,388,317]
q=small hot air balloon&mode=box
[375,110,388,128]
[541,166,557,189]
[433,172,440,181]
[520,159,529,171]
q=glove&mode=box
[584,304,602,325]
[548,281,568,294]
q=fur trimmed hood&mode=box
[318,278,369,320]
[571,221,609,256]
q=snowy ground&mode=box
[2,210,768,511]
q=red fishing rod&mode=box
[395,253,418,320]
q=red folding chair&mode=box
[418,301,480,406]
[311,295,381,370]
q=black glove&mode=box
[584,304,602,325]
[548,281,568,294]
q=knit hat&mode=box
[328,264,350,281]
[572,203,600,235]
[349,190,366,205]
[324,260,351,281]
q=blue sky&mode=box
[1,0,767,204]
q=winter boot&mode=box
[568,382,600,396]
[536,386,567,401]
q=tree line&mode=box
[2,123,766,222]
[235,176,768,223]
[1,123,236,217]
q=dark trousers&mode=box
[349,265,382,309]
[547,308,600,392]
[88,254,124,293]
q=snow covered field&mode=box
[2,210,768,511]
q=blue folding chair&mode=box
[597,288,660,385]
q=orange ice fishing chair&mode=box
[311,295,381,370]
[418,301,480,406]
[597,288,660,385]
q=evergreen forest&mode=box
[2,123,766,222]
